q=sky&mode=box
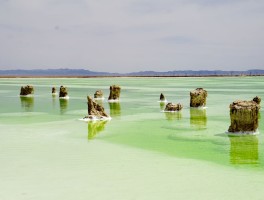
[0,0,264,73]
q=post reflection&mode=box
[88,121,108,140]
[20,96,34,112]
[164,112,182,121]
[160,102,166,111]
[190,108,207,129]
[109,102,121,117]
[229,135,259,165]
[52,95,56,109]
[59,99,68,114]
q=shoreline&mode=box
[0,75,263,78]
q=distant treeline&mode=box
[0,68,264,77]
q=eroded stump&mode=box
[160,93,166,101]
[20,85,34,96]
[190,88,207,107]
[228,98,261,133]
[87,96,109,119]
[164,102,183,112]
[52,87,56,94]
[108,85,121,101]
[59,86,68,97]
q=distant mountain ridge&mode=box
[0,68,117,76]
[0,68,264,76]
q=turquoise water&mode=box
[0,77,264,199]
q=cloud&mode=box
[0,0,263,72]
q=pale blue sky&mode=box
[0,0,263,72]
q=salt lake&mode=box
[0,77,263,200]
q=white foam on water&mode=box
[59,96,70,100]
[108,99,120,103]
[190,106,208,110]
[94,97,105,100]
[20,94,34,98]
[79,115,112,122]
[161,110,181,113]
[225,129,259,136]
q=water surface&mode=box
[0,77,264,200]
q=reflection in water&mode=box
[190,108,207,129]
[59,99,68,114]
[160,102,165,110]
[20,96,34,112]
[88,121,108,140]
[109,102,121,117]
[229,136,259,165]
[52,95,56,109]
[164,112,182,121]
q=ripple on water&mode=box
[0,112,48,117]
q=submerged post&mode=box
[108,85,121,101]
[228,97,261,133]
[164,102,183,112]
[20,85,34,96]
[190,88,207,107]
[160,93,166,101]
[52,87,56,94]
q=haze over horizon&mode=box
[0,0,264,73]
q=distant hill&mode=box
[0,68,263,77]
[126,69,264,76]
[0,68,117,76]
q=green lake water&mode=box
[0,77,264,199]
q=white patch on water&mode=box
[108,99,120,103]
[59,96,69,100]
[161,110,181,113]
[190,106,208,110]
[20,94,34,97]
[226,129,259,136]
[94,97,105,100]
[79,115,112,122]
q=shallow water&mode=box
[0,77,264,199]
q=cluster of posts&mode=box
[20,85,261,134]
